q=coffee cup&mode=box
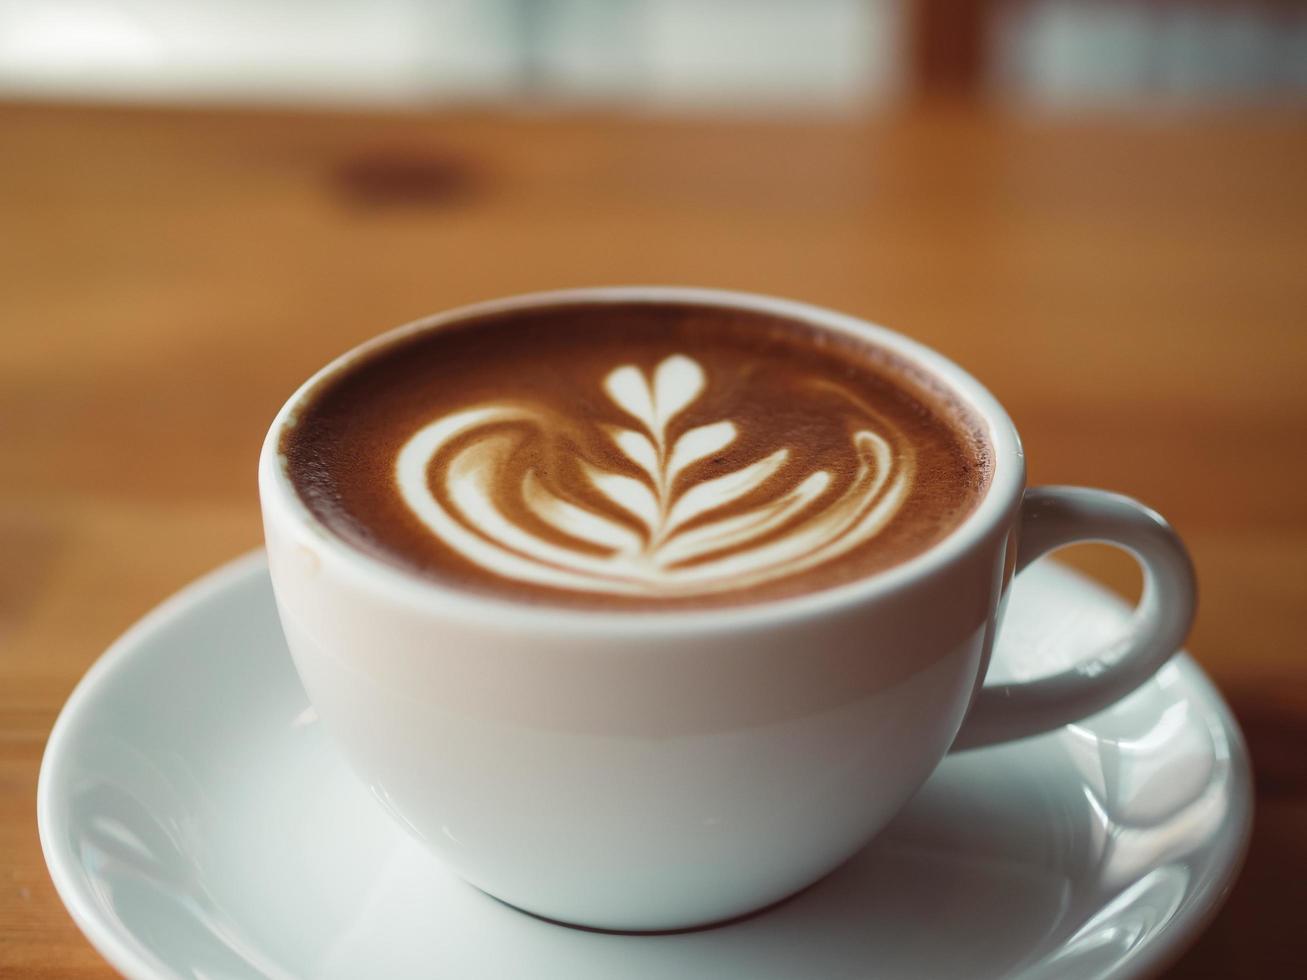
[259,287,1195,931]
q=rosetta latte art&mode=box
[395,355,914,597]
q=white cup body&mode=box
[259,287,1026,931]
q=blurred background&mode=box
[1,0,1305,109]
[2,1,1305,977]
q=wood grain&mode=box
[1,100,1304,977]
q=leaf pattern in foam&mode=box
[582,463,661,532]
[665,448,789,536]
[604,365,656,433]
[667,421,736,485]
[603,355,705,446]
[606,427,660,483]
[395,353,913,597]
[651,355,705,436]
[522,471,642,554]
[654,470,830,568]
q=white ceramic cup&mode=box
[259,287,1196,932]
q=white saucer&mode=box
[39,553,1251,980]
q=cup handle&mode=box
[951,486,1197,751]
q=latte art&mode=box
[396,355,913,596]
[282,300,989,608]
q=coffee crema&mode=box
[281,302,991,609]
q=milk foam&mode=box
[395,355,913,597]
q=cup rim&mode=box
[258,286,1026,635]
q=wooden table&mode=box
[2,100,1304,977]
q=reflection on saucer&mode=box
[39,555,1251,980]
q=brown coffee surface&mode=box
[281,301,991,609]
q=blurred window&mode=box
[0,0,904,110]
[990,0,1307,105]
[0,0,1302,109]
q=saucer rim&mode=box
[38,551,276,979]
[36,550,1254,980]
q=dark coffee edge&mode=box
[788,318,995,504]
[280,300,994,482]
